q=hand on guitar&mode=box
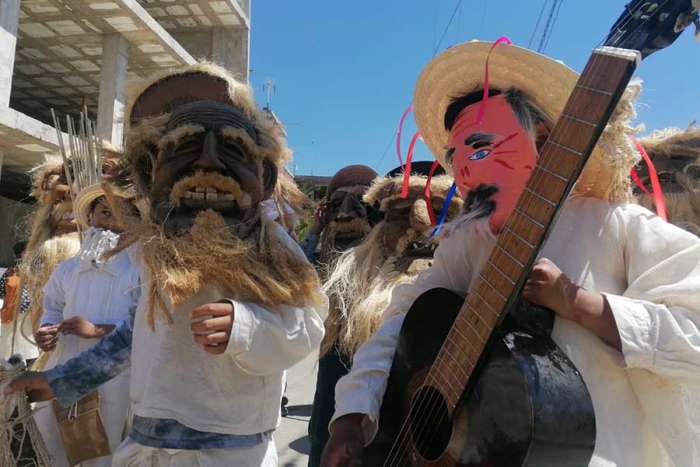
[321,413,365,467]
[523,258,621,350]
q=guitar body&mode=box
[364,288,595,466]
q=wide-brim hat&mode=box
[74,185,105,229]
[74,184,143,229]
[413,40,640,202]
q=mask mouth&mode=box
[403,241,437,258]
[168,171,252,220]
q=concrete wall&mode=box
[0,196,32,267]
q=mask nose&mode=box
[410,198,432,231]
[193,130,226,172]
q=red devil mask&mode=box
[448,94,537,233]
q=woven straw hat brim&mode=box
[74,184,106,229]
[413,41,618,199]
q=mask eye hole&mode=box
[468,149,491,161]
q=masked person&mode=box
[308,161,462,466]
[33,179,139,467]
[322,41,700,467]
[7,63,327,467]
[16,157,82,360]
[636,124,700,236]
[300,165,379,265]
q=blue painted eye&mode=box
[468,149,491,160]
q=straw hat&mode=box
[73,185,105,229]
[413,40,640,202]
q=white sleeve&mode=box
[224,296,328,376]
[223,221,329,375]
[605,206,700,385]
[40,262,67,327]
[332,231,470,444]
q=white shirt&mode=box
[42,249,140,368]
[128,221,328,435]
[333,196,700,467]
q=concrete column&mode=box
[0,0,21,107]
[97,34,129,150]
[211,28,249,83]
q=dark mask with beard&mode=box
[319,165,379,263]
[113,64,322,328]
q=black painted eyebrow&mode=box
[464,133,494,147]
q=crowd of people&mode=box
[0,35,698,467]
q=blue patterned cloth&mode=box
[46,295,267,450]
[300,233,321,264]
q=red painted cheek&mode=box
[493,158,515,170]
[460,165,471,178]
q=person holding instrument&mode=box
[323,40,700,467]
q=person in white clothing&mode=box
[33,190,139,467]
[322,41,700,467]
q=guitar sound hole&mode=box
[409,385,452,461]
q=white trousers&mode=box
[112,436,278,467]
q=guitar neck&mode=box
[433,47,640,407]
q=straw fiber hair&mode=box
[414,41,642,203]
[321,173,461,358]
[637,124,700,235]
[18,155,80,337]
[0,358,52,466]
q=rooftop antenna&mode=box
[263,77,275,110]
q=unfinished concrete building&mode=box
[0,0,251,265]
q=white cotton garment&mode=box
[112,434,278,467]
[127,220,328,436]
[333,196,700,467]
[37,244,140,467]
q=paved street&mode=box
[276,352,319,467]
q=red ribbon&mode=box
[631,137,667,221]
[401,131,422,198]
[396,104,414,168]
[476,36,513,125]
[424,160,442,226]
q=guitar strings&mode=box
[381,2,666,465]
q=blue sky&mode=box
[249,0,699,177]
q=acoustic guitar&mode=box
[364,2,699,466]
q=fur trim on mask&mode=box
[29,154,68,200]
[364,174,456,212]
[638,124,700,163]
[124,62,258,127]
[118,63,298,215]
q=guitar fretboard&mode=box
[431,48,640,409]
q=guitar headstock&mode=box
[605,0,699,59]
